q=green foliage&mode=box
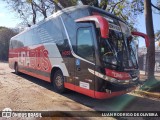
[140,78,160,92]
[81,0,97,5]
[3,0,55,26]
[57,0,77,7]
[0,27,17,61]
[58,0,144,30]
[101,0,144,29]
[3,0,144,30]
[152,0,160,14]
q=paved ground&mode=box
[0,62,160,120]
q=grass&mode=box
[140,79,160,92]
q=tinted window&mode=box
[12,35,24,48]
[37,23,49,43]
[32,28,40,45]
[50,18,63,43]
[24,31,33,46]
[37,18,63,44]
[77,27,94,62]
[9,40,13,49]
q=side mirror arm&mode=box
[131,31,150,48]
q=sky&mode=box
[0,1,159,47]
[0,1,21,28]
[136,0,160,47]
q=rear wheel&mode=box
[14,63,19,75]
[53,70,65,93]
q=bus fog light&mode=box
[105,89,111,94]
[117,80,130,83]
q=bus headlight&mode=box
[108,76,130,84]
[109,78,117,83]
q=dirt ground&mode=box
[0,62,160,120]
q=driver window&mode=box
[77,27,94,62]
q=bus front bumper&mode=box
[94,86,136,99]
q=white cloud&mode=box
[0,13,5,17]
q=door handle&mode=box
[77,67,81,71]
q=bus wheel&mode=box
[53,70,65,93]
[14,63,19,75]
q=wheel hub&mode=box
[55,74,63,87]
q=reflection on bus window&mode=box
[77,27,94,62]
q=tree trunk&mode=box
[144,0,155,80]
[31,2,36,24]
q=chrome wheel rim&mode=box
[55,74,63,87]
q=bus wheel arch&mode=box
[50,67,66,93]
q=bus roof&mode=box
[57,5,127,24]
[11,5,127,40]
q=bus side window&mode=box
[32,28,40,45]
[13,36,24,48]
[24,31,33,46]
[9,40,13,49]
[76,27,94,62]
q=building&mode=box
[138,46,160,72]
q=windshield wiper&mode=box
[103,60,122,70]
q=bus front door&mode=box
[74,25,96,98]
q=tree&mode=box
[4,0,36,27]
[57,0,144,28]
[101,0,144,28]
[144,0,155,80]
[4,0,55,27]
[151,0,160,14]
[4,0,144,29]
[81,0,99,7]
[56,0,77,8]
[0,27,17,61]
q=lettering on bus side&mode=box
[112,72,123,78]
[62,50,71,56]
[18,46,51,71]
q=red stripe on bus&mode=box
[19,69,50,82]
[64,82,135,99]
[105,68,131,80]
[9,45,52,72]
[95,90,128,99]
[64,83,75,91]
[64,82,95,98]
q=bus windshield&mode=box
[100,20,138,71]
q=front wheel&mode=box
[53,70,66,93]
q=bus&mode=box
[9,5,149,99]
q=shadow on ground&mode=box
[14,72,160,112]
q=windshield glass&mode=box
[99,20,138,70]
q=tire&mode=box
[14,63,19,75]
[53,70,65,93]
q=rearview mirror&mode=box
[131,31,150,48]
